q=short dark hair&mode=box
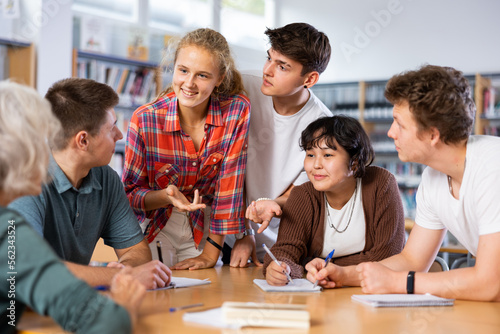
[265,22,331,76]
[300,115,374,178]
[45,78,119,150]
[384,64,475,144]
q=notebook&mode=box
[183,307,240,329]
[253,279,322,292]
[351,294,455,307]
[152,276,211,291]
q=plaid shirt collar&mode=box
[161,94,224,133]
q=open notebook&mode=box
[352,294,455,307]
[151,276,211,291]
[253,279,322,292]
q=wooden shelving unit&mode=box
[0,38,36,87]
[71,48,167,175]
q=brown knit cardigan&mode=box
[263,166,405,279]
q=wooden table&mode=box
[18,265,500,334]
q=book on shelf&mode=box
[80,16,109,53]
[76,59,158,108]
[127,28,149,61]
[116,68,130,95]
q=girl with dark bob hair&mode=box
[263,115,405,286]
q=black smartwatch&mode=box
[235,229,256,240]
[407,271,415,294]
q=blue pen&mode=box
[169,303,204,312]
[313,249,335,288]
[262,244,293,284]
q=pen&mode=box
[156,240,163,263]
[262,243,293,284]
[313,249,335,288]
[169,303,204,312]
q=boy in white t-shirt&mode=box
[227,23,332,267]
[306,65,500,302]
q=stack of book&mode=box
[222,302,310,329]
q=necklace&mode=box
[180,120,206,128]
[179,115,207,129]
[447,158,466,196]
[325,183,358,233]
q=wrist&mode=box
[234,228,256,240]
[162,188,173,206]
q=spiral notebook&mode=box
[351,294,455,307]
[152,277,211,291]
[253,279,322,292]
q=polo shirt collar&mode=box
[49,155,102,194]
[162,93,223,133]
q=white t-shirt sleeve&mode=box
[472,168,500,236]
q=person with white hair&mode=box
[0,81,145,333]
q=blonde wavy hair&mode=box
[157,28,245,100]
[0,81,61,198]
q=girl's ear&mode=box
[351,159,359,174]
[216,74,225,88]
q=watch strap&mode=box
[406,271,415,294]
[244,229,255,236]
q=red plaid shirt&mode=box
[122,92,250,245]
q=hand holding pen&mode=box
[262,244,293,284]
[313,249,335,288]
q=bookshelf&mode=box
[474,73,500,136]
[72,48,166,176]
[0,38,36,87]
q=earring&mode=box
[304,85,307,89]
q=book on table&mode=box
[222,301,310,329]
[183,301,310,329]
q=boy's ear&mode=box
[74,131,90,151]
[429,127,441,146]
[303,71,320,89]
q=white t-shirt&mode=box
[322,179,366,258]
[415,135,500,256]
[239,71,332,261]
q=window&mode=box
[220,0,267,50]
[149,0,210,32]
[72,0,138,22]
